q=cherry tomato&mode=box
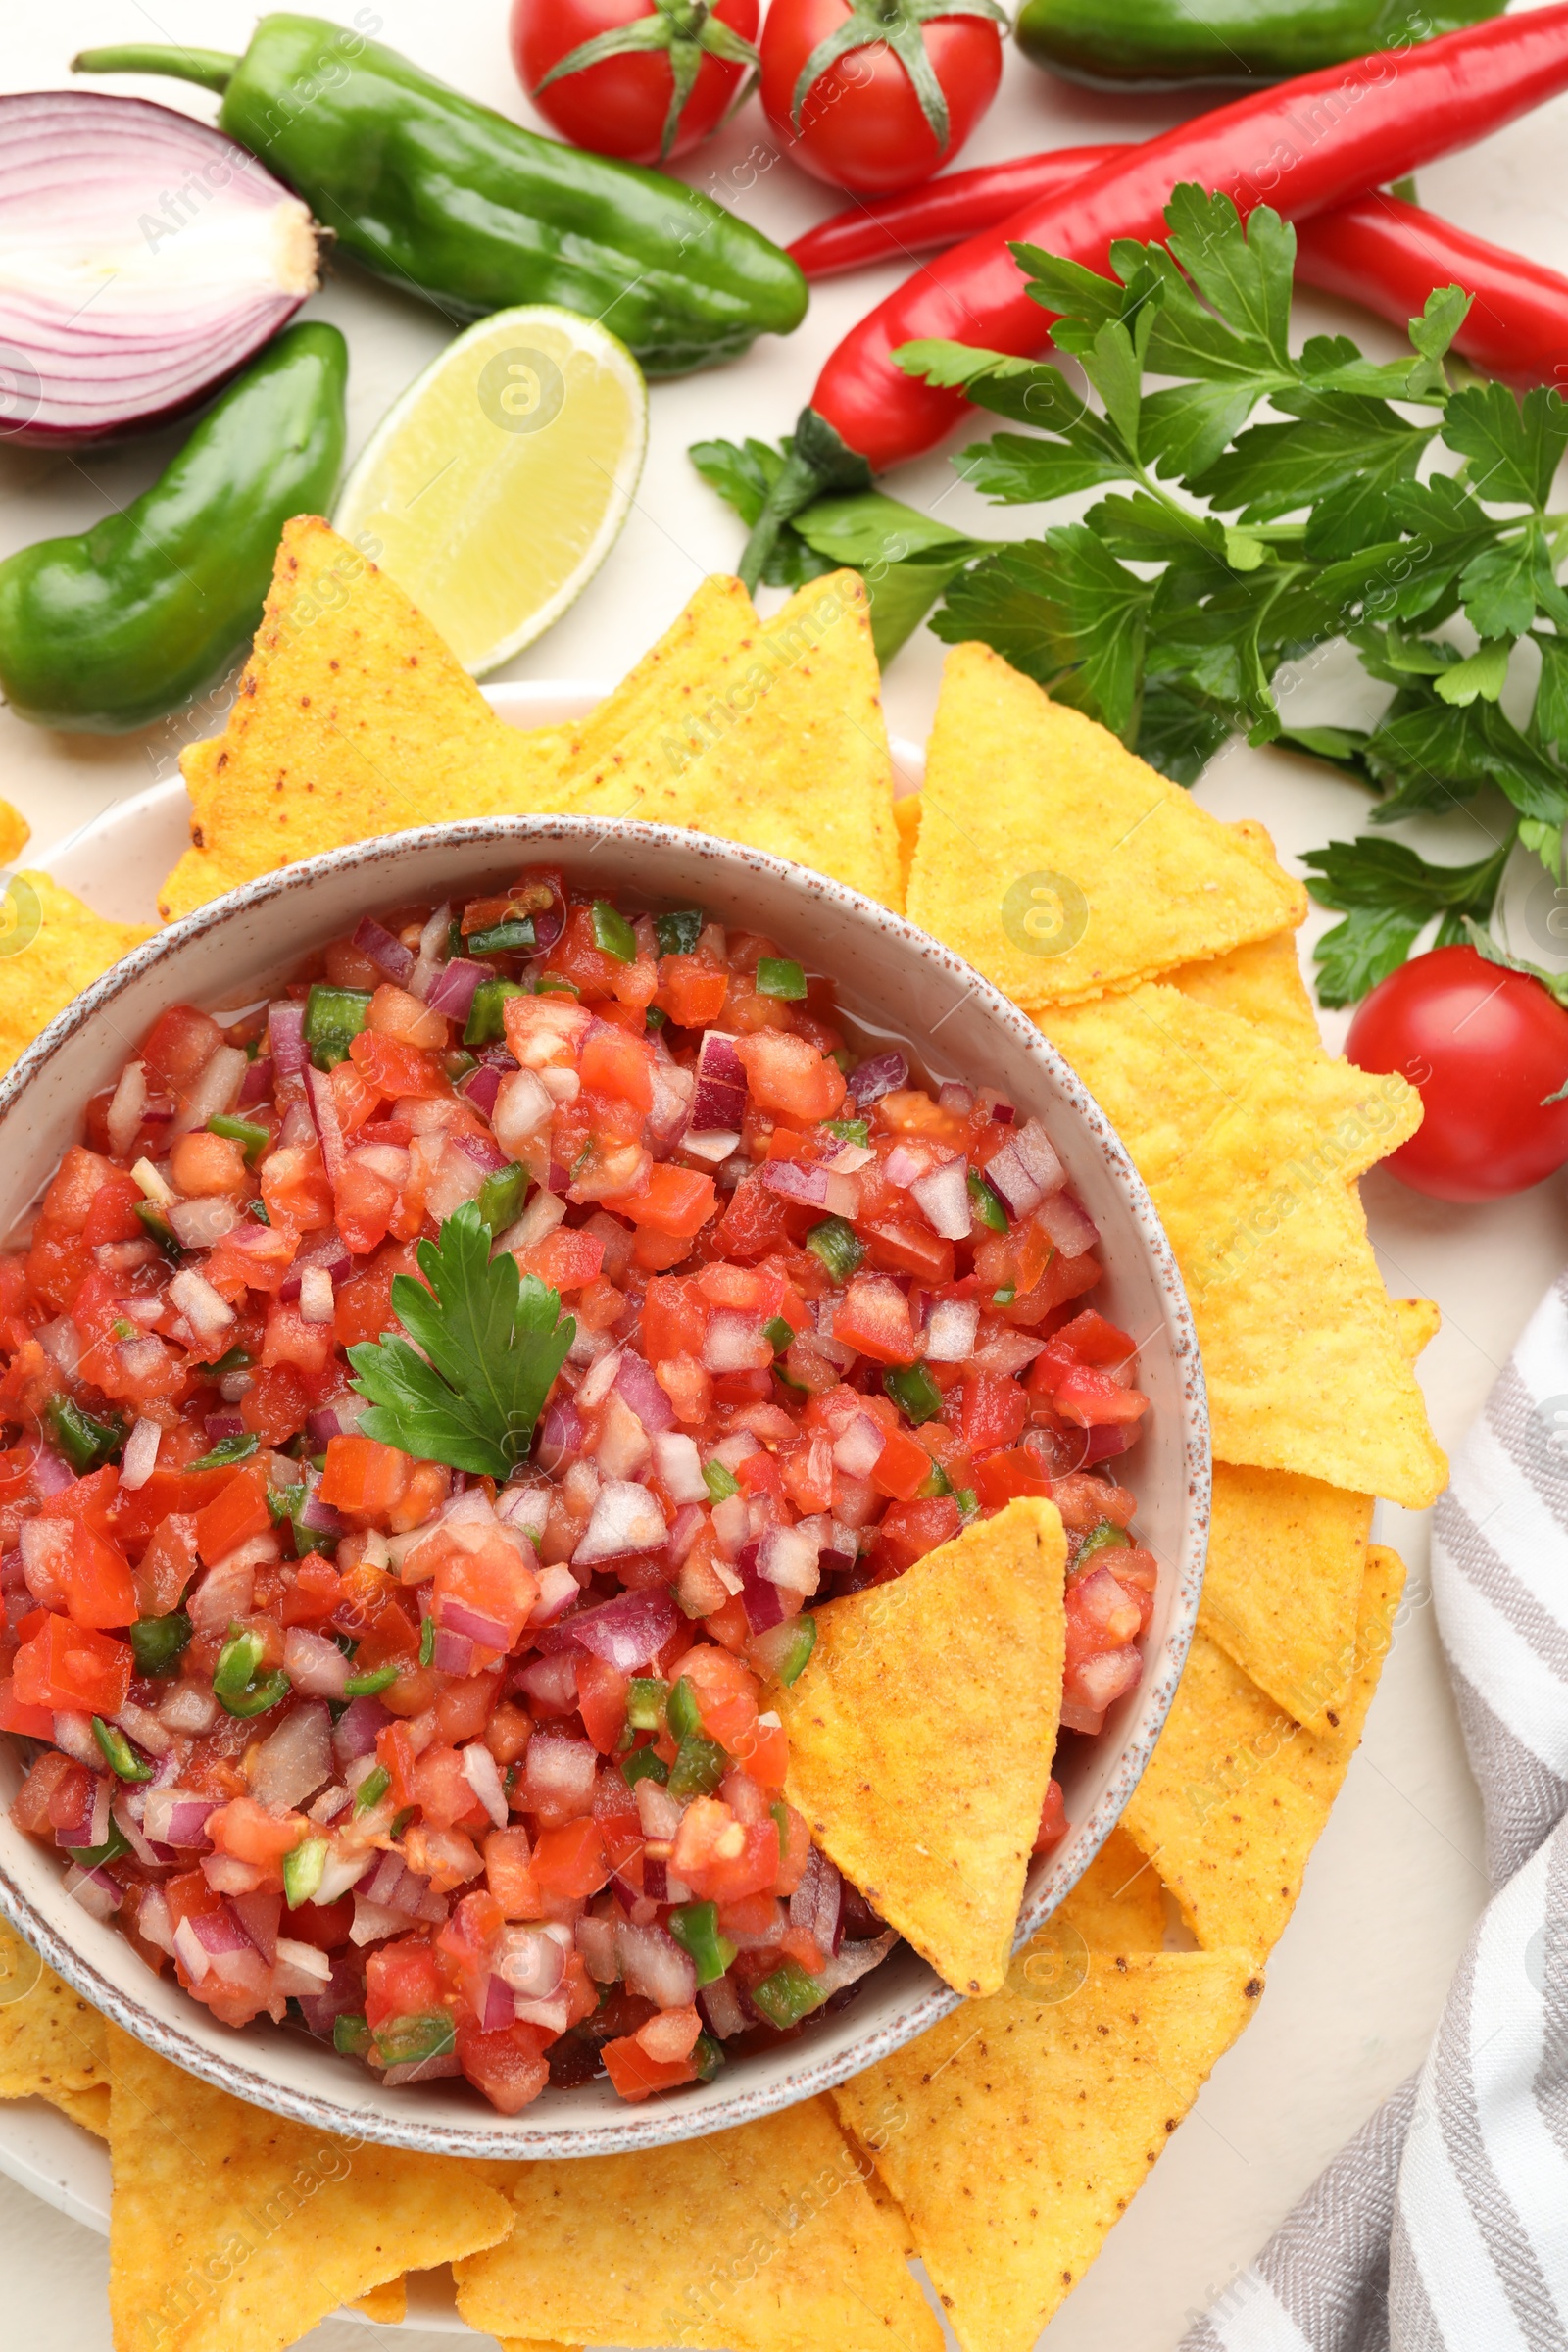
[759,0,1004,195]
[1346,944,1568,1202]
[511,0,760,166]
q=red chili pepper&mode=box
[791,154,1568,395]
[816,4,1568,469]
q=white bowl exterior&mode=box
[0,810,1208,2160]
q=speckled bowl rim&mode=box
[0,812,1209,2160]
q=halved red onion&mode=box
[923,1298,979,1362]
[614,1349,675,1433]
[424,957,494,1020]
[269,1000,306,1079]
[565,1585,679,1673]
[352,916,416,987]
[848,1050,907,1105]
[0,93,319,447]
[1037,1187,1099,1255]
[910,1158,972,1241]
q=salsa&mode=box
[2,870,1155,2112]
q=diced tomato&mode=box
[261,1298,336,1376]
[642,1275,709,1364]
[771,1800,811,1896]
[349,1030,451,1102]
[56,1518,137,1630]
[10,1747,77,1830]
[865,1220,955,1286]
[414,1743,489,1834]
[677,1646,760,1754]
[714,1171,792,1262]
[671,1796,779,1903]
[733,1030,846,1123]
[531,1817,609,1900]
[742,1717,788,1788]
[80,1172,146,1247]
[457,2020,551,2113]
[334,1240,424,1350]
[193,1462,272,1565]
[334,1157,397,1256]
[262,1144,333,1231]
[576,1653,630,1753]
[0,1677,56,1738]
[972,1447,1053,1510]
[209,1794,308,1866]
[604,1163,717,1239]
[318,1434,413,1520]
[876,1495,960,1570]
[655,954,728,1027]
[140,1004,223,1089]
[602,2034,697,2100]
[960,1371,1029,1456]
[519,1227,605,1293]
[240,1363,310,1446]
[869,1426,930,1503]
[375,1719,419,1810]
[834,1276,918,1366]
[366,1936,446,2030]
[580,1023,654,1112]
[1054,1365,1151,1428]
[484,1826,542,1919]
[1033,1778,1068,1852]
[283,1894,355,1951]
[432,1526,539,1648]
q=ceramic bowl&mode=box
[0,798,1208,2160]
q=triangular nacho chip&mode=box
[1393,1295,1442,1361]
[454,2097,941,2352]
[1123,1545,1405,1953]
[557,571,902,903]
[831,1945,1263,2352]
[541,570,760,802]
[351,2278,408,2324]
[0,1916,111,2116]
[0,872,154,1074]
[1163,926,1319,1044]
[1037,984,1443,1504]
[1055,1825,1166,1953]
[1200,1464,1373,1733]
[106,2025,514,2352]
[907,643,1303,1006]
[158,516,574,920]
[777,1496,1065,1996]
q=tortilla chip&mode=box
[777,1496,1066,1996]
[352,2278,407,2323]
[558,572,902,904]
[540,570,760,799]
[1037,985,1444,1505]
[0,872,154,1075]
[893,791,922,911]
[831,1946,1263,2352]
[158,516,575,920]
[0,798,29,868]
[1394,1295,1441,1360]
[105,2025,514,2352]
[1055,1826,1166,1952]
[1123,1545,1405,1953]
[1200,1464,1373,1733]
[0,1916,110,2104]
[454,2097,942,2352]
[907,643,1303,1007]
[49,2079,113,2137]
[1163,928,1319,1045]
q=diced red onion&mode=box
[364,1851,411,1912]
[298,1264,335,1325]
[984,1144,1039,1219]
[204,1411,245,1443]
[565,1585,679,1673]
[449,1128,511,1178]
[1037,1188,1099,1255]
[0,92,318,448]
[112,1701,172,1761]
[813,1928,899,1995]
[282,1628,351,1700]
[422,1626,470,1678]
[238,1054,273,1107]
[849,1050,907,1105]
[307,1395,365,1446]
[423,957,493,1019]
[106,1060,147,1158]
[761,1159,831,1207]
[991,1100,1016,1125]
[938,1082,974,1115]
[535,1398,582,1475]
[702,1310,772,1375]
[277,1100,316,1148]
[110,1792,163,1870]
[758,1523,821,1595]
[789,1844,843,1956]
[474,1973,515,2032]
[136,1886,176,1958]
[382,2052,465,2085]
[682,1126,741,1165]
[507,1186,567,1253]
[230,1888,281,1963]
[29,1439,75,1495]
[1083,1420,1140,1465]
[499,1481,552,1542]
[690,1030,747,1132]
[64,1864,122,1921]
[303,1064,346,1184]
[576,1347,624,1411]
[513,1652,581,1712]
[332,1702,392,1776]
[280,1231,352,1301]
[192,1902,253,1958]
[577,1914,619,1984]
[167,1266,236,1343]
[700,1972,749,2039]
[144,1787,219,1849]
[739,1553,788,1634]
[496,1924,567,2000]
[573,1479,667,1565]
[172,1046,248,1141]
[667,1501,707,1566]
[614,1350,675,1433]
[437,1597,512,1651]
[120,1416,162,1492]
[462,1741,510,1831]
[1072,1644,1143,1711]
[273,1936,333,1996]
[249,1701,333,1812]
[462,1063,505,1118]
[831,1414,886,1478]
[882,1143,924,1190]
[652,1431,708,1504]
[911,1158,972,1241]
[48,1765,100,1847]
[974,1330,1047,1378]
[522,1731,597,1808]
[616,1921,697,2009]
[923,1298,979,1362]
[527,1561,580,1626]
[353,916,416,987]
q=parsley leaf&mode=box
[348,1202,574,1479]
[1302,835,1513,1005]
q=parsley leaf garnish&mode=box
[347,1202,574,1479]
[1301,836,1512,1006]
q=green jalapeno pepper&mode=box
[1013,0,1499,89]
[0,321,346,733]
[75,14,808,376]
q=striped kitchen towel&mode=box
[1182,1272,1568,2352]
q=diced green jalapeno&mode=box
[91,1715,153,1781]
[283,1836,328,1909]
[187,1431,259,1473]
[213,1627,291,1718]
[653,908,704,956]
[66,1823,132,1870]
[466,916,536,957]
[645,1004,667,1030]
[191,1345,252,1379]
[133,1198,183,1256]
[763,1315,795,1354]
[304,983,371,1070]
[447,1050,479,1082]
[46,1396,125,1474]
[267,1479,337,1560]
[968,1170,1009,1231]
[917,1460,954,1499]
[956,1487,980,1520]
[128,1612,192,1678]
[419,1614,436,1667]
[666,1676,703,1741]
[620,1744,669,1789]
[1076,1520,1131,1566]
[373,2009,456,2068]
[703,1459,739,1503]
[992,1285,1017,1306]
[692,2029,726,2081]
[355,1764,391,1814]
[756,956,807,1000]
[748,1615,817,1687]
[750,1959,828,2029]
[536,973,580,997]
[668,1900,738,1986]
[591,900,637,962]
[447,919,464,958]
[805,1216,864,1283]
[668,1732,726,1801]
[477,1162,526,1235]
[389,1805,416,1838]
[344,1663,400,1696]
[333,2012,372,2057]
[884,1361,943,1424]
[464,977,526,1045]
[248,1200,271,1225]
[207,1112,270,1165]
[823,1117,869,1146]
[626,1676,669,1731]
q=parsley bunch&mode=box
[694,187,1568,1008]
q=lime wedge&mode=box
[334,307,647,674]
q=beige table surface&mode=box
[4,3,1568,2345]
